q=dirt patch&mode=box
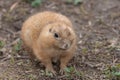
[0,0,120,80]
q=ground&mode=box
[0,0,120,80]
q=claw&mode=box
[59,69,64,75]
[45,68,56,76]
[60,65,67,75]
[59,68,67,75]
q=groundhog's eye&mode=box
[54,33,59,38]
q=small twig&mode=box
[57,75,66,79]
[83,62,103,68]
[2,28,21,37]
[5,28,15,35]
[8,38,20,46]
[84,62,95,68]
[14,31,21,35]
[9,0,21,12]
[85,74,93,80]
[112,58,118,66]
[13,56,30,59]
[98,18,120,38]
[0,55,11,61]
[110,12,120,23]
[112,28,119,36]
[0,56,6,59]
[0,38,20,50]
[80,5,88,15]
[0,55,30,62]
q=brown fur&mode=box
[21,11,77,74]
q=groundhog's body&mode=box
[21,11,76,74]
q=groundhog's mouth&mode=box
[55,45,69,50]
[60,48,67,50]
[59,43,70,50]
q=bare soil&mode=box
[0,0,120,80]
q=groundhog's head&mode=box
[39,22,76,50]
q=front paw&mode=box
[59,69,65,75]
[45,68,56,76]
[59,66,67,75]
[60,63,67,74]
[60,66,75,75]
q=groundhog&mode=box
[21,11,77,74]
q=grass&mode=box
[66,0,83,5]
[24,0,83,7]
[64,67,82,79]
[104,64,120,79]
[28,74,36,80]
[24,0,43,7]
[31,0,42,7]
[13,40,22,52]
[0,40,5,48]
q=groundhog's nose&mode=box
[62,43,70,50]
